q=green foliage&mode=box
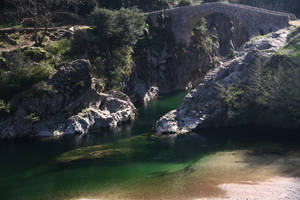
[0,99,11,117]
[228,48,235,58]
[218,32,300,126]
[24,47,47,62]
[0,0,97,24]
[178,0,193,6]
[5,32,26,46]
[279,27,300,63]
[250,62,300,125]
[98,0,176,12]
[25,113,40,123]
[137,13,174,53]
[0,23,22,29]
[71,7,145,90]
[202,0,227,2]
[191,18,213,54]
[71,29,96,55]
[89,7,145,47]
[218,83,248,120]
[47,38,71,56]
[0,50,55,100]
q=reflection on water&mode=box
[0,91,300,200]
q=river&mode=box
[0,91,300,200]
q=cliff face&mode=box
[127,13,249,103]
[156,28,292,134]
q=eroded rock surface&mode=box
[156,29,290,134]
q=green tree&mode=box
[72,7,145,90]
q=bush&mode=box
[218,84,248,120]
[71,7,145,90]
[89,7,145,47]
[0,99,11,118]
[24,47,47,62]
[178,0,193,6]
[137,13,175,53]
[47,38,71,56]
[0,51,55,100]
[249,62,300,125]
[25,113,40,123]
[98,0,176,12]
[191,18,212,54]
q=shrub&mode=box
[0,99,11,117]
[136,13,175,53]
[47,38,71,56]
[98,0,176,11]
[24,47,47,62]
[71,7,145,90]
[191,18,213,54]
[0,51,55,100]
[178,0,193,6]
[249,63,300,125]
[218,84,248,120]
[25,113,40,123]
[89,7,145,47]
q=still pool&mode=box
[0,91,300,200]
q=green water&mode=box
[0,91,300,200]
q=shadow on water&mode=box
[1,90,300,200]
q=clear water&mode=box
[0,91,300,200]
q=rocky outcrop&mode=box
[0,59,136,139]
[156,28,290,134]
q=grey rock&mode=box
[0,59,136,139]
[156,28,290,134]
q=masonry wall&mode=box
[147,2,293,45]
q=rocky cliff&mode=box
[156,28,291,134]
[0,59,136,139]
[127,13,248,103]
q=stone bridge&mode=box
[146,2,296,44]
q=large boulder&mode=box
[0,59,136,139]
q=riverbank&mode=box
[199,177,300,200]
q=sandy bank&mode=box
[198,177,300,200]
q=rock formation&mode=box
[156,28,290,134]
[0,59,136,138]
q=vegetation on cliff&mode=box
[219,27,300,127]
[72,7,145,90]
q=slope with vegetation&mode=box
[1,0,299,138]
[156,26,300,133]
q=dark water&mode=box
[0,91,300,200]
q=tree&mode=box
[72,7,146,90]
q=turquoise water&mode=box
[0,91,300,200]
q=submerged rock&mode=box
[156,28,290,134]
[0,59,136,139]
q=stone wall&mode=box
[147,2,295,45]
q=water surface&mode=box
[0,91,300,200]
